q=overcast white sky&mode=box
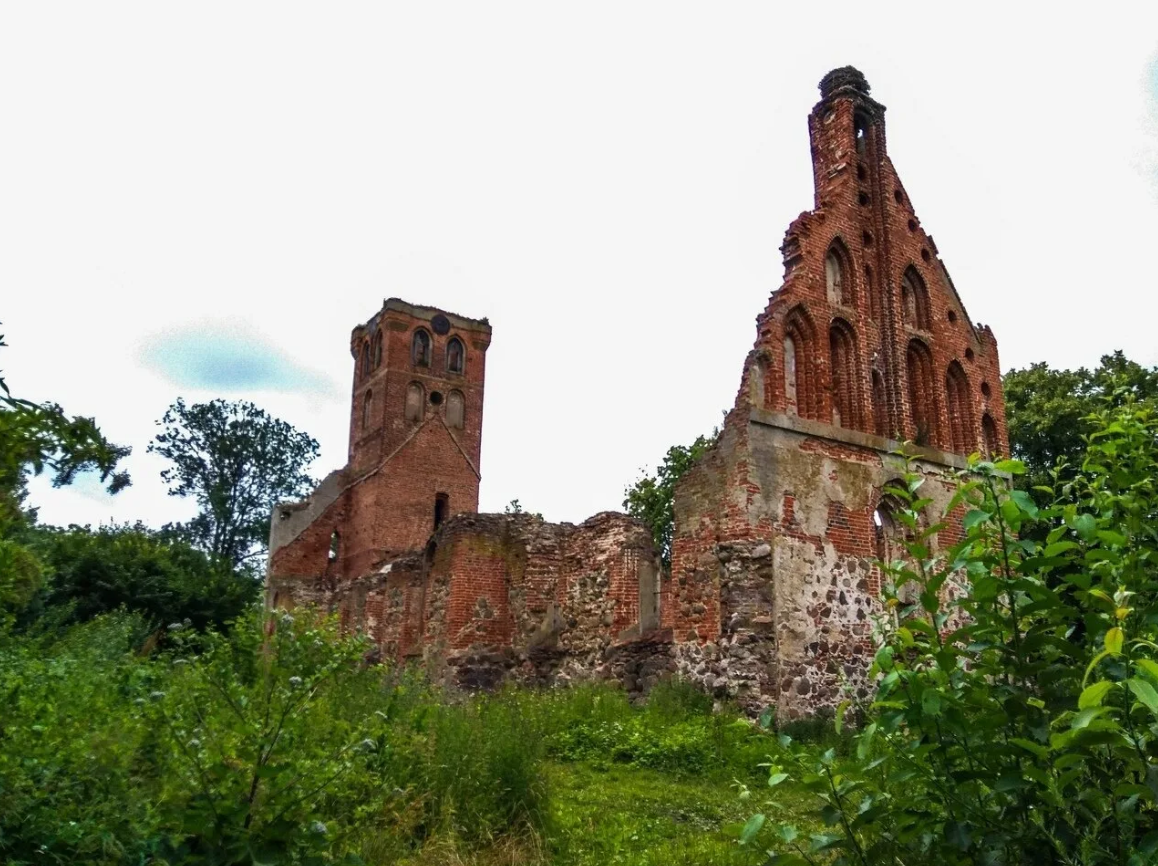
[3,3,1157,531]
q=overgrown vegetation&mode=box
[0,604,804,865]
[747,394,1158,864]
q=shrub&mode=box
[748,397,1158,865]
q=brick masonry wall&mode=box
[271,511,666,693]
[668,68,1005,720]
[268,68,1009,721]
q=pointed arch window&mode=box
[360,341,371,379]
[404,382,425,422]
[362,389,373,430]
[372,330,383,369]
[825,241,852,306]
[446,390,465,429]
[828,318,861,430]
[982,413,1000,459]
[783,306,819,420]
[944,361,974,454]
[906,339,939,447]
[901,267,930,331]
[412,329,432,367]
[328,531,340,563]
[446,337,464,374]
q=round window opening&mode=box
[894,189,903,204]
[965,347,975,361]
[921,248,931,262]
[948,310,958,323]
[430,391,444,406]
[981,382,992,398]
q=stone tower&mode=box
[667,67,1009,718]
[269,299,491,584]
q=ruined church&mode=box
[267,67,1008,718]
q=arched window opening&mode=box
[405,382,425,422]
[982,413,1000,459]
[874,493,919,603]
[412,329,432,367]
[783,336,798,415]
[783,306,818,420]
[828,318,861,430]
[446,390,465,429]
[873,495,904,565]
[749,360,766,409]
[328,531,340,563]
[906,339,939,447]
[360,342,371,379]
[362,389,373,431]
[944,361,974,455]
[446,337,464,374]
[825,243,850,306]
[901,267,930,331]
[865,265,879,322]
[854,113,870,155]
[434,493,449,530]
[871,369,888,438]
[372,330,383,368]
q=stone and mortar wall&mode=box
[270,510,668,695]
[670,402,969,719]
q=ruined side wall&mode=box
[270,511,665,693]
[669,406,967,718]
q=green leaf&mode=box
[1128,678,1158,715]
[962,509,991,531]
[1010,738,1050,759]
[1079,680,1116,709]
[1010,489,1039,517]
[1073,513,1097,541]
[739,813,765,845]
[1105,627,1125,655]
[1135,658,1158,684]
[768,772,789,787]
[992,458,1025,475]
[945,820,974,851]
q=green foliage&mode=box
[23,523,259,633]
[749,397,1158,865]
[0,537,43,625]
[1003,350,1158,494]
[528,681,771,780]
[0,325,130,535]
[0,607,551,865]
[149,398,320,569]
[624,432,716,567]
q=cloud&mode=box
[139,323,339,398]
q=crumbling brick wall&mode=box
[668,67,1007,720]
[270,511,666,692]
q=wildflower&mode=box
[310,821,327,835]
[288,676,303,688]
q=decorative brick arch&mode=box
[905,338,939,447]
[828,317,862,431]
[944,360,974,455]
[783,305,820,420]
[372,329,383,369]
[825,238,855,308]
[901,266,931,331]
[982,413,1000,459]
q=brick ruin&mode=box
[267,66,1009,718]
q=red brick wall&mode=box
[270,298,491,587]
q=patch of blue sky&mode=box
[139,326,337,397]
